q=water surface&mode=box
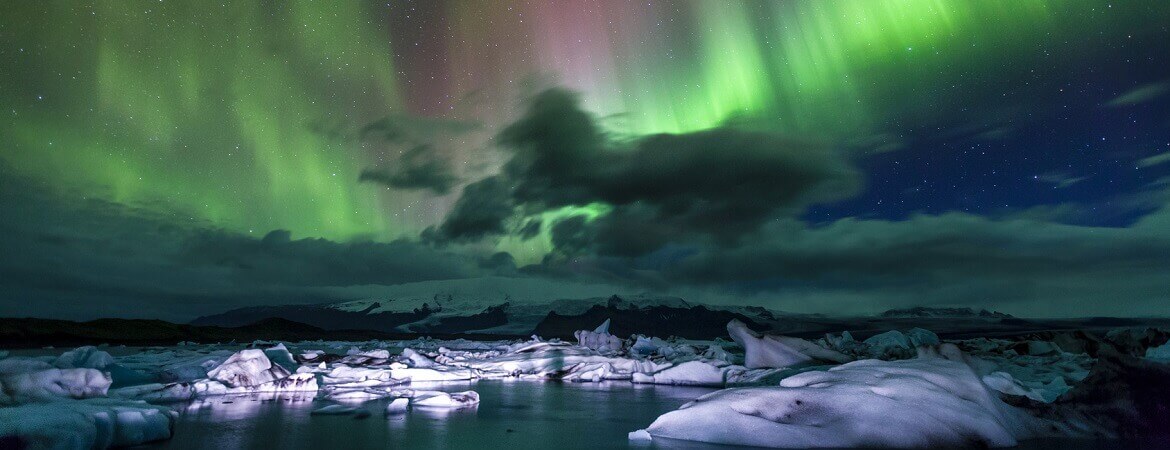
[149,380,730,449]
[147,379,1132,450]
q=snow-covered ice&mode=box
[385,397,410,414]
[0,399,175,448]
[206,348,290,388]
[727,319,850,368]
[574,319,624,354]
[0,368,112,404]
[53,346,115,370]
[410,390,480,408]
[638,344,1055,448]
[4,319,1168,448]
[0,346,178,449]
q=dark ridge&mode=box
[412,303,510,334]
[1082,317,1147,327]
[879,307,1014,319]
[357,302,381,315]
[0,317,525,349]
[532,301,768,340]
[190,303,435,333]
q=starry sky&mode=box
[1,0,1169,320]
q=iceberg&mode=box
[727,319,850,369]
[262,343,299,372]
[53,346,115,370]
[0,368,112,404]
[1144,341,1170,361]
[0,398,175,449]
[385,397,410,414]
[574,319,624,354]
[637,344,1053,448]
[410,390,480,408]
[206,349,290,388]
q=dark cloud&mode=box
[668,213,1170,285]
[414,89,1170,317]
[532,208,1170,316]
[432,88,860,253]
[0,168,487,321]
[517,219,543,241]
[548,215,592,258]
[360,114,480,143]
[360,144,459,194]
[424,177,514,242]
[479,252,518,274]
[501,90,858,223]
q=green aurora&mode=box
[0,0,1164,248]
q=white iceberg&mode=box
[0,368,112,404]
[727,319,850,369]
[0,398,175,449]
[114,373,317,402]
[632,360,783,387]
[263,343,299,372]
[400,348,437,368]
[410,390,480,408]
[206,349,290,388]
[639,345,1053,448]
[906,328,941,347]
[385,397,410,414]
[53,346,115,370]
[574,319,624,354]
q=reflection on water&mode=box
[148,380,1133,450]
[150,380,720,450]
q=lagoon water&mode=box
[149,380,728,450]
[146,379,1124,450]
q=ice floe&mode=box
[728,319,850,368]
[0,399,175,448]
[6,319,1170,448]
[635,344,1056,448]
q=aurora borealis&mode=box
[1,1,1169,320]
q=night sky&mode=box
[1,1,1168,320]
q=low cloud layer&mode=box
[422,89,1170,317]
[0,168,488,320]
[3,88,1169,320]
[360,144,459,194]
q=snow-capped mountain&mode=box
[191,277,783,338]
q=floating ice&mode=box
[53,346,115,370]
[401,348,437,368]
[263,343,298,372]
[0,399,175,449]
[113,372,318,402]
[411,390,480,408]
[1144,341,1170,361]
[982,371,1047,402]
[727,319,850,369]
[906,328,941,347]
[0,368,112,404]
[385,397,410,414]
[640,345,1053,448]
[574,319,624,354]
[628,429,652,441]
[206,349,290,388]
